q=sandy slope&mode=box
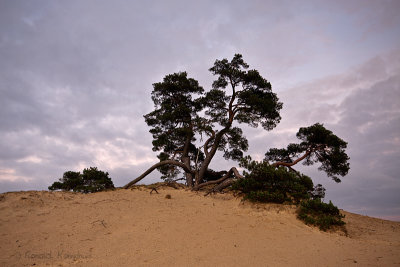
[0,187,399,267]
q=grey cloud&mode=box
[333,75,400,215]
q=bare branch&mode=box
[123,160,194,189]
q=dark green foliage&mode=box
[81,167,115,193]
[265,143,303,163]
[144,72,206,180]
[297,199,345,231]
[48,171,81,192]
[242,190,287,204]
[297,123,350,182]
[232,158,314,204]
[48,167,114,193]
[265,123,350,183]
[218,127,249,161]
[145,72,203,155]
[311,184,326,199]
[206,54,282,130]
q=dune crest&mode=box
[0,188,399,266]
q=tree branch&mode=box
[272,150,311,168]
[203,130,215,156]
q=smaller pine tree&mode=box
[48,167,114,193]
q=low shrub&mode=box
[297,199,345,231]
[232,158,313,204]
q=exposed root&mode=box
[202,167,244,196]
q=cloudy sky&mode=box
[1,0,399,220]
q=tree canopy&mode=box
[124,54,282,189]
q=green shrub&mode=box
[297,199,345,231]
[48,167,115,193]
[232,159,313,204]
[245,190,286,203]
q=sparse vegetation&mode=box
[48,167,114,193]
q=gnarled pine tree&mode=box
[265,123,350,183]
[124,54,282,190]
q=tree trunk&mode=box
[181,129,194,187]
[123,160,194,189]
[183,157,193,187]
[196,128,229,185]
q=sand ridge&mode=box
[0,187,399,266]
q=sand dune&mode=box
[0,186,399,266]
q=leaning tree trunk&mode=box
[123,160,193,189]
[181,132,194,187]
[182,156,193,187]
